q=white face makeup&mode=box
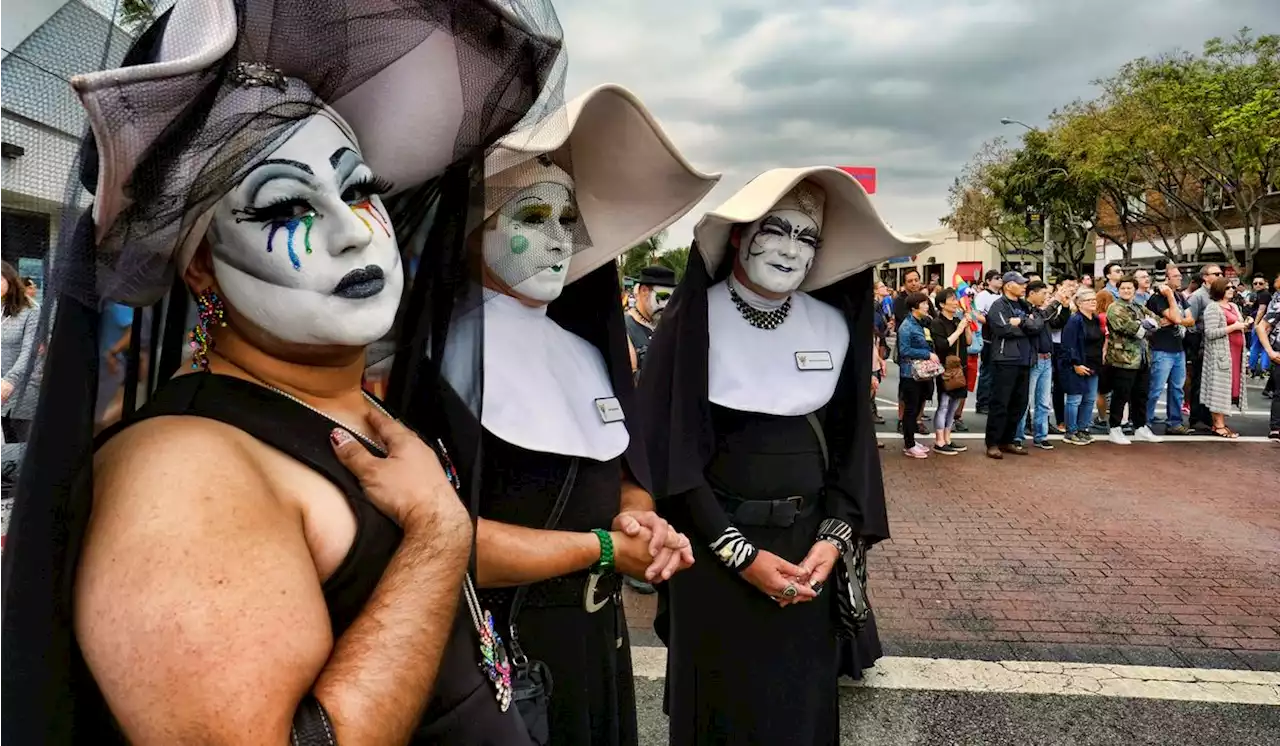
[483,182,577,305]
[207,114,402,347]
[738,208,820,295]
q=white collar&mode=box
[706,280,849,417]
[442,293,629,461]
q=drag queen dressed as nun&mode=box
[637,168,928,745]
[0,0,566,743]
[437,84,718,745]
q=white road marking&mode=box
[629,648,1280,706]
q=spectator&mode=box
[1045,278,1076,433]
[983,271,1041,459]
[1133,268,1154,306]
[893,269,930,435]
[1103,275,1163,444]
[1252,285,1280,439]
[1247,273,1272,379]
[1061,288,1103,445]
[1223,284,1248,408]
[1080,274,1095,290]
[1145,265,1194,435]
[1201,277,1247,437]
[930,287,972,455]
[1185,264,1222,430]
[1018,280,1056,450]
[625,265,676,377]
[1094,289,1115,429]
[1102,262,1124,296]
[897,292,938,459]
[1,261,41,447]
[973,269,1004,414]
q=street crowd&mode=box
[877,264,1280,459]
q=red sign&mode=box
[838,166,877,194]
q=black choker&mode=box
[729,283,792,330]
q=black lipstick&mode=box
[333,265,386,299]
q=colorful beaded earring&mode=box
[190,287,227,370]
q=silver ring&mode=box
[782,584,798,599]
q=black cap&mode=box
[638,265,677,287]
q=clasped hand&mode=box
[743,540,841,608]
[611,511,695,582]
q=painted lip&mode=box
[768,263,796,273]
[333,265,386,299]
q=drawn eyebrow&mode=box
[761,215,792,232]
[243,159,315,202]
[798,225,820,241]
[330,147,362,187]
[516,195,543,205]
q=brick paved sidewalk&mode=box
[625,443,1280,670]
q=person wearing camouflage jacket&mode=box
[1102,277,1163,443]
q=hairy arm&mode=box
[474,518,604,588]
[77,419,464,745]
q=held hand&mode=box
[741,550,817,605]
[613,511,694,581]
[795,540,842,602]
[330,410,472,550]
[1074,365,1093,376]
[929,353,940,364]
[0,379,12,403]
[610,528,662,580]
[1010,316,1022,327]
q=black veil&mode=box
[1,0,567,741]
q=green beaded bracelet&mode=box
[590,528,615,574]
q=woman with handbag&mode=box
[635,168,929,744]
[930,287,972,454]
[439,85,712,746]
[1,260,41,454]
[898,291,940,459]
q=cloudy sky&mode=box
[553,0,1273,247]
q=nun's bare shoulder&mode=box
[78,415,334,744]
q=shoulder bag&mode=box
[803,413,872,638]
[941,325,967,392]
[507,458,579,746]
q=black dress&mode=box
[662,404,860,746]
[86,373,530,745]
[476,432,639,746]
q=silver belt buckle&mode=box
[583,572,609,614]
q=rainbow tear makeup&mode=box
[261,212,319,271]
[351,198,391,237]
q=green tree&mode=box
[655,245,691,282]
[1058,28,1280,274]
[120,0,155,31]
[943,137,1038,261]
[617,230,667,281]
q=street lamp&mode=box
[1001,117,1062,277]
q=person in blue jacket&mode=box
[896,291,938,458]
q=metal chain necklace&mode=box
[728,282,792,330]
[258,381,514,710]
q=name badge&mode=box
[795,351,834,371]
[594,397,626,424]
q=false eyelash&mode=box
[234,197,314,223]
[346,174,395,198]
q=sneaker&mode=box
[948,441,969,452]
[1133,426,1164,443]
[1000,443,1029,456]
[1034,440,1055,450]
[872,413,886,424]
[1090,421,1109,434]
[1165,425,1190,435]
[1122,422,1135,436]
[904,444,929,459]
[932,443,958,456]
[1080,431,1095,444]
[1108,427,1132,445]
[916,421,931,435]
[1063,432,1088,446]
[953,420,970,433]
[1054,423,1067,434]
[1269,430,1280,442]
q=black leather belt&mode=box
[716,492,817,528]
[481,572,621,613]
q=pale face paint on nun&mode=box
[737,208,819,295]
[207,115,403,347]
[483,182,577,304]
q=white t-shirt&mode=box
[975,289,999,327]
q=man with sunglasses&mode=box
[1186,264,1223,431]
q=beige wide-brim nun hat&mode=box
[483,83,720,285]
[70,0,564,305]
[694,166,930,292]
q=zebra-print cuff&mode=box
[709,527,758,572]
[817,518,855,555]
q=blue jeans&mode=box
[1250,332,1272,372]
[1065,374,1100,434]
[1146,350,1186,426]
[1018,357,1054,442]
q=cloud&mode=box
[554,0,1275,244]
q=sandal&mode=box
[1211,427,1239,439]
